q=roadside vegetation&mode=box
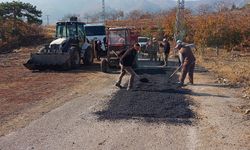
[0,1,50,53]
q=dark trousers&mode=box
[117,63,136,89]
[179,62,195,84]
[149,51,157,61]
[164,53,169,66]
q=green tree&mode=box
[0,1,42,24]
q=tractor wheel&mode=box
[100,59,108,73]
[83,46,93,65]
[70,47,80,69]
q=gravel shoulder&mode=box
[185,70,250,149]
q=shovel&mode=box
[135,74,149,83]
[168,65,182,80]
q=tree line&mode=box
[107,2,249,52]
[164,3,250,51]
[1,0,249,53]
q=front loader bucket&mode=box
[24,53,71,70]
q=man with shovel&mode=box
[115,43,141,90]
[175,40,196,86]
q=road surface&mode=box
[0,57,249,150]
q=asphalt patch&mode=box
[95,60,195,125]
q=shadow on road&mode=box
[31,62,102,74]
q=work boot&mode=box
[176,81,184,86]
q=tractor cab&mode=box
[100,27,138,72]
[53,21,86,52]
[107,27,137,50]
[56,22,85,39]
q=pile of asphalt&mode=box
[95,60,195,125]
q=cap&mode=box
[176,40,182,44]
[175,40,183,49]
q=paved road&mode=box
[0,58,249,150]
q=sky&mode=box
[0,0,246,24]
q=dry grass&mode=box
[0,24,54,53]
[196,48,250,97]
[43,25,56,38]
[195,48,250,112]
[0,45,105,136]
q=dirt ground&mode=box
[0,45,115,136]
[195,48,250,113]
[0,46,249,149]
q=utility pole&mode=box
[46,15,50,26]
[175,0,185,41]
[102,0,105,24]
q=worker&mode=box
[147,38,158,61]
[115,43,140,90]
[163,38,171,66]
[151,38,159,61]
[158,42,164,62]
[146,39,153,60]
[95,40,102,61]
[175,40,196,86]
